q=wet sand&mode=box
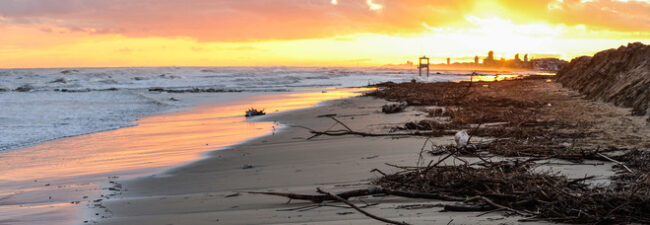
[0,88,364,225]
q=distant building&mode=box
[474,56,479,64]
[446,57,450,65]
[483,51,496,66]
[524,54,528,63]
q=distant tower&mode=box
[515,54,520,62]
[447,57,450,65]
[418,56,430,77]
[484,51,495,65]
[524,54,528,63]
[474,56,479,64]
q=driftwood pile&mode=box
[256,77,649,224]
[376,156,650,224]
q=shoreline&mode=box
[92,94,532,225]
[0,88,367,225]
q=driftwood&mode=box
[249,186,464,203]
[376,158,650,224]
[316,188,411,225]
[295,116,456,140]
[306,129,456,139]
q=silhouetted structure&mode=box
[483,51,496,66]
[419,56,430,77]
[413,51,566,72]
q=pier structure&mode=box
[418,56,430,77]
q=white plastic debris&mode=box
[454,130,469,147]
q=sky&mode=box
[0,0,649,68]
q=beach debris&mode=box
[381,102,407,114]
[245,108,266,117]
[297,116,455,140]
[225,192,241,198]
[374,153,650,224]
[108,187,120,192]
[249,186,463,204]
[316,188,411,225]
[400,120,460,131]
[454,130,469,147]
[242,164,254,169]
[168,97,179,101]
[258,77,650,224]
[395,204,442,210]
[427,108,446,117]
[362,155,379,160]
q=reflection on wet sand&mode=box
[0,88,366,225]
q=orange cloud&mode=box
[0,0,474,41]
[2,0,646,42]
[499,0,650,31]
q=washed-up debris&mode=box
[382,102,407,114]
[245,108,266,117]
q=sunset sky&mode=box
[1,0,649,68]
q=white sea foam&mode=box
[0,67,469,152]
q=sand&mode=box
[91,80,649,225]
[89,96,530,225]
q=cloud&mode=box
[498,0,650,32]
[0,0,647,42]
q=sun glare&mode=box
[366,0,383,11]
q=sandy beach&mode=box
[95,96,516,225]
[91,77,650,225]
[3,1,649,224]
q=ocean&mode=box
[0,67,473,152]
